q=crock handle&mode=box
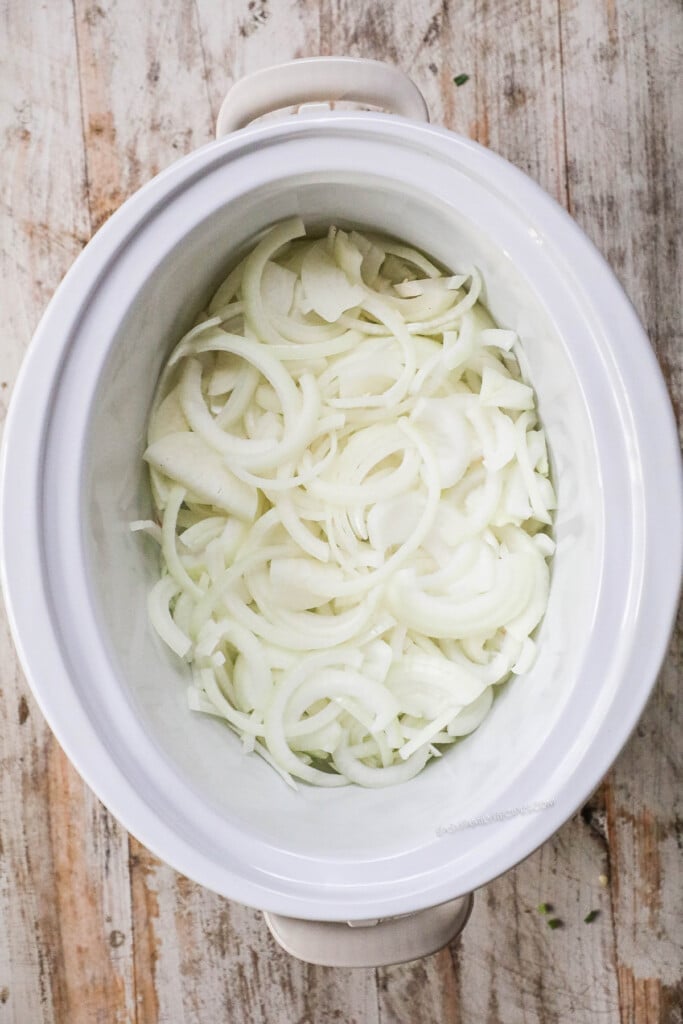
[263,892,473,968]
[215,56,429,137]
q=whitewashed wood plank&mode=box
[0,625,61,1024]
[454,811,621,1024]
[427,0,566,200]
[560,0,682,426]
[42,743,136,1024]
[130,840,380,1024]
[560,2,683,1020]
[72,0,214,231]
[374,802,621,1024]
[195,0,323,121]
[0,2,135,1022]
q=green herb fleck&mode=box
[547,918,563,929]
[453,73,470,87]
[537,902,551,915]
[584,909,599,924]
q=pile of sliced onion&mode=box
[133,219,556,789]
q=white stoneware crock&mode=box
[2,58,681,967]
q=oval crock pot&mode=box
[1,58,681,965]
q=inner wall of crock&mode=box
[85,173,600,858]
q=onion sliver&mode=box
[144,432,257,521]
[387,552,536,639]
[242,217,307,345]
[333,741,431,787]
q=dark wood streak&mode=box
[17,694,29,725]
[129,840,161,1024]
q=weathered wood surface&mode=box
[0,1,681,1021]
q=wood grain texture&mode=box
[559,3,683,1020]
[0,3,134,1023]
[0,1,681,1022]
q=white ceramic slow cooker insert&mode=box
[2,59,681,962]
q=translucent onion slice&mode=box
[144,433,257,521]
[148,576,192,658]
[301,240,365,322]
[241,216,306,345]
[387,551,536,639]
[333,741,431,787]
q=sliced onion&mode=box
[138,220,555,789]
[144,432,257,521]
